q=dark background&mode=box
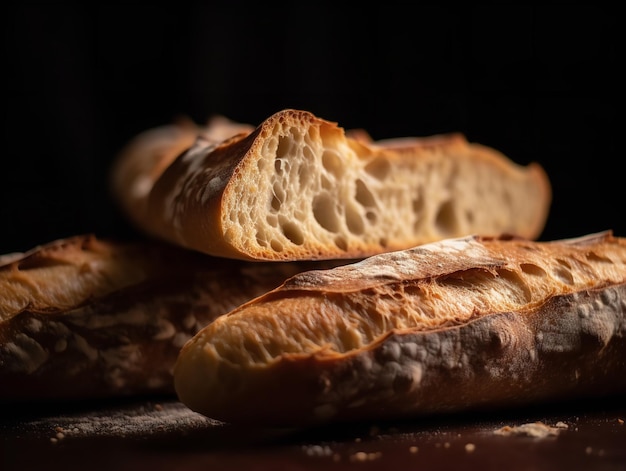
[3,4,622,254]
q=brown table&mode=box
[2,394,625,471]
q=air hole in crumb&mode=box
[497,268,532,303]
[256,233,269,248]
[355,179,377,208]
[275,158,287,174]
[586,251,613,264]
[556,258,571,269]
[270,239,284,252]
[271,194,281,211]
[553,266,574,285]
[322,150,343,178]
[313,193,340,233]
[364,156,391,180]
[271,182,284,211]
[346,205,364,235]
[334,236,348,251]
[366,210,377,223]
[276,135,292,161]
[281,221,304,245]
[520,263,546,277]
[434,200,456,235]
[266,214,278,227]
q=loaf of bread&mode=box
[110,115,254,228]
[110,109,552,261]
[0,234,341,402]
[174,231,626,427]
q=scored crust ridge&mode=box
[174,231,626,426]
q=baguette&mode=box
[174,231,626,427]
[0,234,340,402]
[110,109,551,261]
[110,115,254,228]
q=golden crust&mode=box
[174,232,626,426]
[112,109,552,261]
[0,235,344,402]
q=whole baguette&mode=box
[111,109,551,261]
[174,231,626,427]
[0,234,340,402]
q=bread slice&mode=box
[174,231,626,427]
[0,234,341,402]
[111,109,552,261]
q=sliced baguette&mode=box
[174,231,626,427]
[111,109,551,261]
[0,234,340,402]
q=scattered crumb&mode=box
[494,421,562,438]
[303,445,333,457]
[585,446,606,457]
[349,451,382,462]
[443,442,451,448]
[153,403,163,412]
[618,418,624,425]
[409,446,419,454]
[465,443,476,453]
[50,425,66,443]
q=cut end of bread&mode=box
[122,109,551,261]
[220,110,551,260]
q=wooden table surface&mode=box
[2,394,625,471]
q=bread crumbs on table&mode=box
[350,451,382,462]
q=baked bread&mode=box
[110,115,254,228]
[110,109,552,261]
[174,231,626,427]
[0,234,340,402]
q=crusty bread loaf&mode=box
[174,231,626,427]
[110,109,552,261]
[0,234,341,402]
[110,115,254,228]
